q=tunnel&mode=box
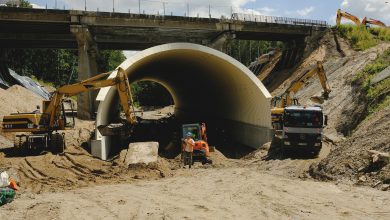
[91,43,273,160]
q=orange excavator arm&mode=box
[45,68,137,128]
[336,9,361,26]
[362,17,387,27]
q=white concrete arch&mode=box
[92,43,273,160]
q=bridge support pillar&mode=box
[208,32,234,53]
[71,25,98,120]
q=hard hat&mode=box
[9,179,18,191]
[186,132,193,137]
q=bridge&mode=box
[0,7,328,119]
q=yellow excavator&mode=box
[1,68,137,153]
[336,9,361,26]
[362,17,387,28]
[271,61,331,129]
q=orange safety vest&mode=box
[184,137,195,152]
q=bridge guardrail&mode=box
[232,13,327,27]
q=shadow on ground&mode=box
[264,136,320,160]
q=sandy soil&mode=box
[269,30,390,189]
[1,164,389,220]
[311,105,390,188]
[1,31,389,219]
[0,85,43,117]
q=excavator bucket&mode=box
[310,96,325,104]
[97,123,133,136]
[310,91,330,104]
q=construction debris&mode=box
[123,142,159,166]
[368,150,390,164]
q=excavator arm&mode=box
[336,9,361,26]
[276,61,331,107]
[45,68,137,128]
[362,17,387,27]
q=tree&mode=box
[6,0,32,8]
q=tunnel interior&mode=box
[95,43,273,160]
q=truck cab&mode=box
[281,106,327,154]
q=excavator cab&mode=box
[41,98,75,130]
[62,99,75,129]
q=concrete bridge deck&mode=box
[0,7,327,50]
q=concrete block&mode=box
[91,139,109,161]
[125,142,159,165]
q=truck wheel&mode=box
[50,133,64,154]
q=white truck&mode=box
[281,105,327,155]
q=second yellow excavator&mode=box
[271,61,331,129]
[336,9,361,26]
[362,17,387,28]
[1,68,137,153]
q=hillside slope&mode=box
[270,29,390,188]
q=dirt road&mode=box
[1,164,389,220]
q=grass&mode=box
[354,48,390,114]
[335,25,390,51]
[369,27,390,41]
[30,75,55,88]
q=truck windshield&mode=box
[284,110,323,128]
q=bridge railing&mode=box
[231,13,327,27]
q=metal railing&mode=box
[232,13,327,27]
[0,2,328,28]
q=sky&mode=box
[27,0,390,24]
[26,0,390,57]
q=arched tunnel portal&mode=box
[92,43,273,160]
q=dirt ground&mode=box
[1,30,390,219]
[1,159,389,220]
[270,29,390,188]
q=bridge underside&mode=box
[93,43,273,160]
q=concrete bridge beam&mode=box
[71,25,99,119]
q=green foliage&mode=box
[97,50,126,72]
[227,40,283,66]
[5,0,32,8]
[336,25,378,50]
[19,0,32,8]
[131,81,173,107]
[355,48,390,114]
[2,49,126,87]
[336,25,390,51]
[2,48,78,87]
[30,75,54,88]
[369,27,390,41]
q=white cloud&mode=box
[341,0,390,22]
[296,6,315,17]
[31,3,45,9]
[257,6,276,15]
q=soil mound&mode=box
[0,145,176,194]
[0,85,43,117]
[310,106,390,189]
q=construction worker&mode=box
[183,132,195,168]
